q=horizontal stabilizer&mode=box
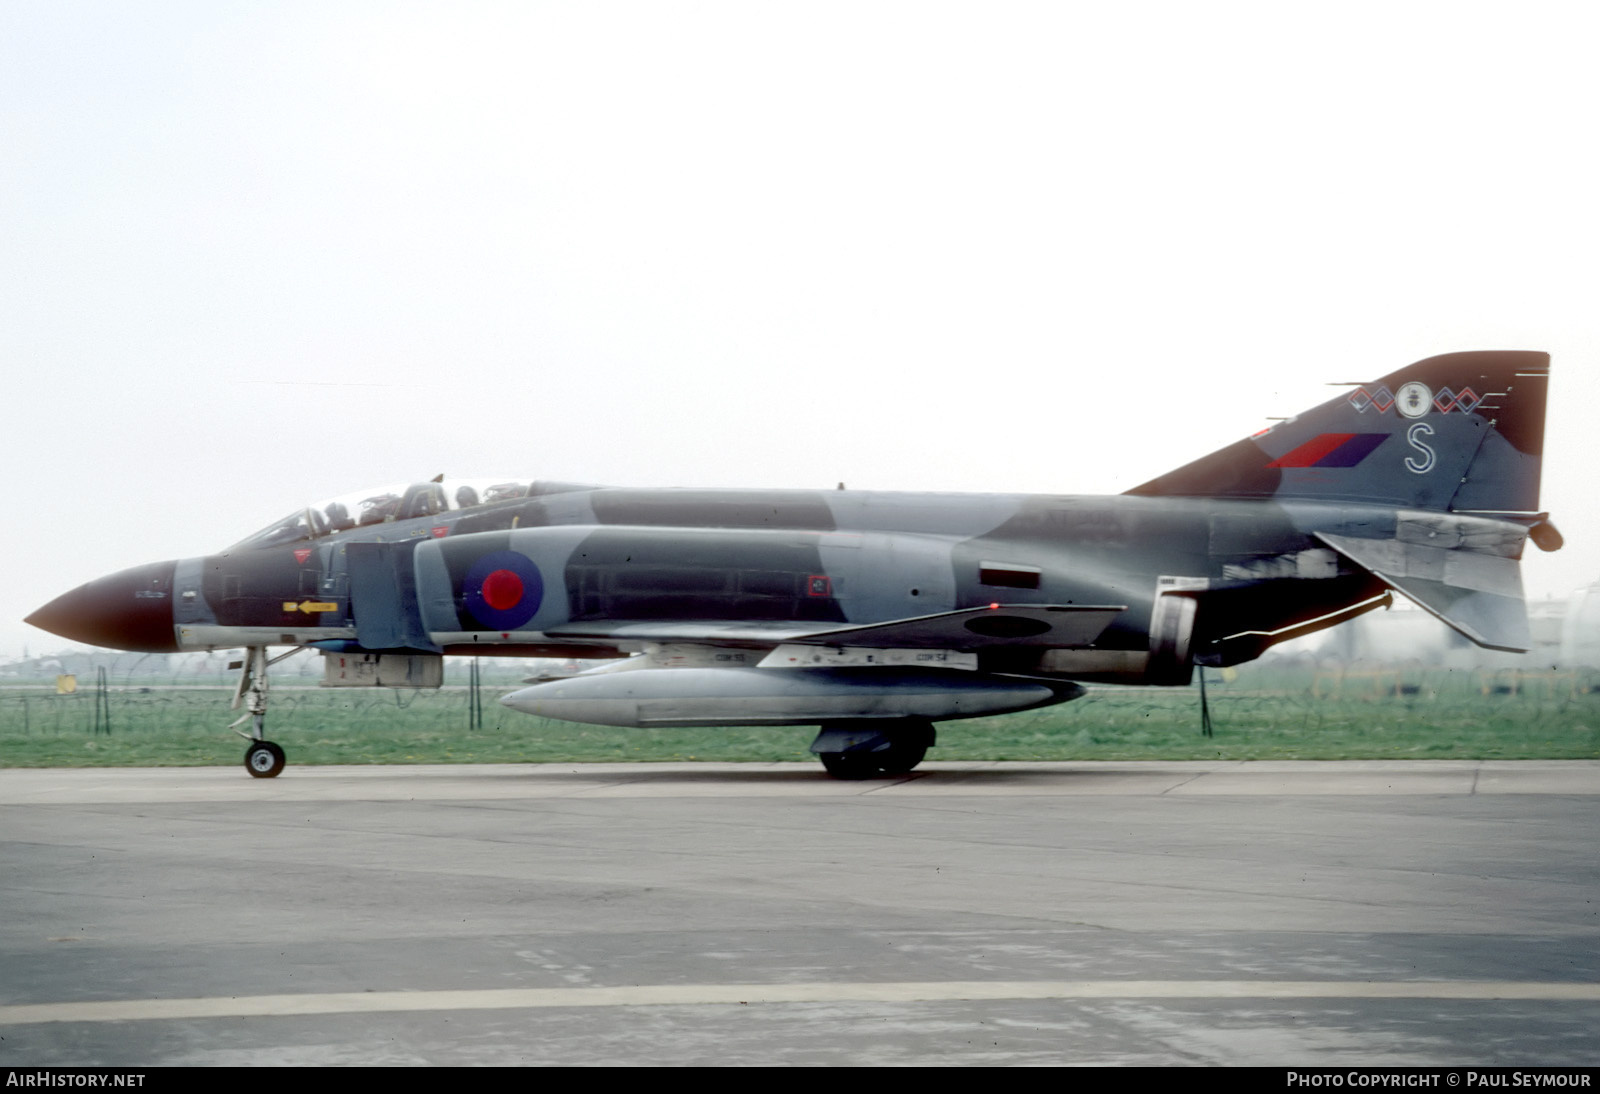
[547,605,1126,651]
[1315,533,1531,652]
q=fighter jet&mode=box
[27,351,1561,779]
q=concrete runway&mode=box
[2,760,1597,1066]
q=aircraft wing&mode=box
[544,620,837,649]
[786,604,1126,648]
[545,604,1125,651]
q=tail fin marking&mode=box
[1127,350,1550,515]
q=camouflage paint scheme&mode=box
[27,351,1559,777]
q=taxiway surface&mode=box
[3,761,1597,1066]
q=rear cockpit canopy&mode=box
[226,477,585,552]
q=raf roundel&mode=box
[462,550,544,631]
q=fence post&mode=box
[92,666,111,735]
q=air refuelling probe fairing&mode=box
[28,351,1560,778]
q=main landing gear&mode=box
[229,646,301,778]
[810,718,936,779]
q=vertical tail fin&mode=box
[1126,350,1550,514]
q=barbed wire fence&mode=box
[0,684,501,737]
[2,663,1597,749]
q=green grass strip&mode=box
[3,665,1598,767]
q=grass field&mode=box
[3,663,1598,768]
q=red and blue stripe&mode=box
[1267,433,1388,469]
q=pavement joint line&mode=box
[4,980,1599,1025]
[1159,771,1208,794]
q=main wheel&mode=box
[245,740,286,778]
[819,751,881,779]
[875,740,928,776]
[818,740,928,779]
[814,718,935,779]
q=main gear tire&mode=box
[818,740,927,779]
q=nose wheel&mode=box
[245,740,286,778]
[229,645,302,778]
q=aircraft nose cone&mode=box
[26,561,180,653]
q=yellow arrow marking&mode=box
[281,601,339,614]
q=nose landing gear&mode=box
[228,646,302,778]
[245,739,286,778]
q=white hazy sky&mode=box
[4,1,1598,659]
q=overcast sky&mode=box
[4,1,1598,659]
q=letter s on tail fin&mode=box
[1126,350,1550,515]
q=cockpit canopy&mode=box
[227,478,583,552]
